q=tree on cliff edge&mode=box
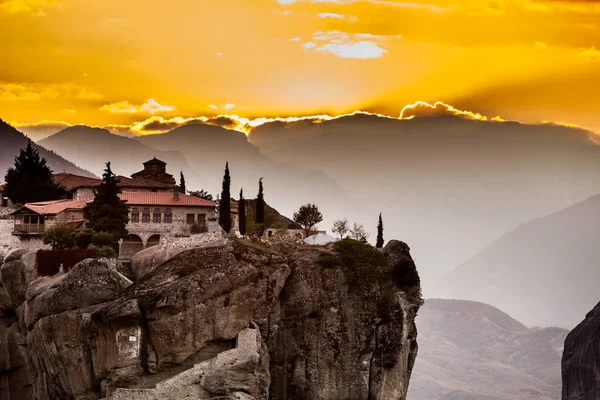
[179,172,186,194]
[83,162,129,240]
[3,140,66,204]
[219,162,232,233]
[256,178,265,225]
[376,213,384,248]
[239,188,246,235]
[294,203,323,237]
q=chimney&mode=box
[174,189,180,201]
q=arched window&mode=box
[164,208,172,223]
[142,208,150,223]
[131,208,139,223]
[153,208,161,223]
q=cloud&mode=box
[580,46,600,59]
[302,30,396,58]
[318,12,358,21]
[277,0,451,12]
[399,101,505,121]
[0,82,102,101]
[0,0,57,14]
[100,98,175,114]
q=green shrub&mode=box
[42,224,76,250]
[333,238,389,288]
[317,252,341,268]
[245,220,264,237]
[92,231,113,247]
[190,223,208,234]
[95,246,116,259]
[75,228,94,249]
[390,256,421,288]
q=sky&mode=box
[0,0,599,137]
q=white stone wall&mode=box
[126,206,220,244]
[0,219,19,253]
[74,188,95,201]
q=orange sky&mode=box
[0,0,599,136]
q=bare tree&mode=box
[350,222,369,243]
[332,218,349,239]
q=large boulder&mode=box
[562,301,600,399]
[25,258,131,329]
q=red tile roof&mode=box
[53,173,176,191]
[119,192,216,207]
[53,173,101,191]
[15,199,89,215]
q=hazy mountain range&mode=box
[249,115,600,289]
[409,299,567,400]
[437,192,600,328]
[0,119,94,181]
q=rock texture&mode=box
[0,238,421,400]
[561,301,600,400]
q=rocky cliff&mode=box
[0,237,421,400]
[561,301,600,400]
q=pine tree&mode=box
[238,188,246,235]
[3,140,66,204]
[179,171,186,194]
[376,213,384,248]
[256,178,265,224]
[219,162,232,233]
[83,162,129,240]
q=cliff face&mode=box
[0,238,420,400]
[561,301,600,400]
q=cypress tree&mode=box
[179,171,186,194]
[3,140,66,204]
[376,213,384,248]
[83,162,129,240]
[238,188,246,235]
[219,162,231,233]
[256,177,265,224]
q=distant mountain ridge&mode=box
[409,299,568,400]
[249,114,600,287]
[38,125,197,181]
[0,119,94,183]
[437,192,600,328]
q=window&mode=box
[186,214,195,225]
[131,208,139,223]
[142,208,150,223]
[197,214,206,225]
[23,215,30,224]
[31,215,38,224]
[153,208,161,223]
[164,208,172,223]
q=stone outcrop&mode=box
[561,301,600,400]
[0,237,421,400]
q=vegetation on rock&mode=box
[293,203,323,237]
[42,224,76,250]
[92,231,113,247]
[219,162,232,233]
[3,140,67,204]
[239,188,246,236]
[84,162,129,239]
[376,213,384,248]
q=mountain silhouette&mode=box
[436,192,600,328]
[409,299,567,400]
[0,119,94,182]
